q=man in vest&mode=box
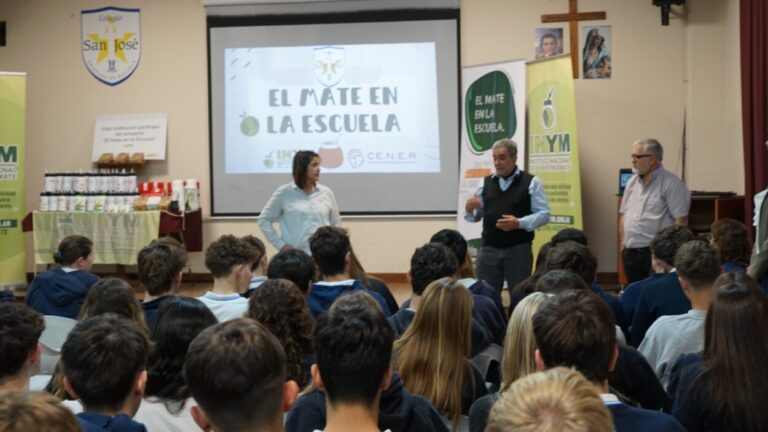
[465,138,551,293]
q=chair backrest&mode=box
[37,315,77,374]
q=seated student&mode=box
[394,277,489,429]
[197,234,256,322]
[26,235,99,319]
[485,367,613,432]
[267,248,316,296]
[310,291,394,432]
[0,303,44,391]
[669,272,768,431]
[135,297,217,432]
[544,240,630,339]
[533,290,685,432]
[469,292,549,432]
[429,229,507,344]
[60,314,150,432]
[241,235,268,298]
[136,237,188,329]
[286,290,447,432]
[388,243,491,356]
[639,241,720,388]
[349,249,399,314]
[630,226,695,346]
[620,256,667,325]
[0,389,80,432]
[184,318,299,432]
[247,279,314,387]
[307,226,390,318]
[709,218,751,273]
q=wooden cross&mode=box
[542,0,607,78]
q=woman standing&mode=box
[258,150,341,253]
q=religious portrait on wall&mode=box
[534,27,564,59]
[581,25,612,79]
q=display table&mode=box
[23,210,203,265]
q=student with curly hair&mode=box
[134,297,217,431]
[198,234,258,322]
[26,235,99,319]
[247,279,314,387]
[709,218,751,272]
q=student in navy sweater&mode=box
[137,237,188,330]
[26,235,99,319]
[533,289,684,432]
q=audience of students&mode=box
[0,303,44,391]
[185,318,299,432]
[25,235,99,319]
[247,278,315,387]
[485,367,614,432]
[135,297,217,431]
[137,237,188,329]
[197,234,257,322]
[393,277,488,429]
[668,272,768,432]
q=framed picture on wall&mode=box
[581,25,612,79]
[534,27,564,59]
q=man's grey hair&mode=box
[492,139,518,157]
[634,138,664,161]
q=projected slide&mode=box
[224,43,439,174]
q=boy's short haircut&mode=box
[650,225,695,267]
[710,218,751,264]
[205,235,257,278]
[0,303,44,383]
[535,270,590,294]
[185,318,287,430]
[309,226,350,276]
[241,235,267,271]
[137,237,188,296]
[486,367,612,432]
[267,249,316,295]
[0,389,80,432]
[430,229,468,264]
[544,241,597,285]
[533,290,616,383]
[60,314,150,412]
[551,228,589,247]
[315,292,394,406]
[409,243,458,295]
[674,240,722,289]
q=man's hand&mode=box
[465,197,482,214]
[496,215,520,231]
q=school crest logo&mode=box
[314,46,345,87]
[81,7,141,86]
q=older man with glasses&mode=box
[619,138,690,284]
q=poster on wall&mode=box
[535,27,564,60]
[0,72,26,288]
[581,25,612,79]
[527,55,584,258]
[456,60,527,261]
[81,6,141,86]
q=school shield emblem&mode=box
[81,7,141,86]
[314,46,345,87]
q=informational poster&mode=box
[527,55,584,257]
[457,60,527,262]
[0,72,26,288]
[91,112,167,161]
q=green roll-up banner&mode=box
[0,72,27,288]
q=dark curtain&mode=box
[741,0,768,230]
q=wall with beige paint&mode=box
[0,0,742,275]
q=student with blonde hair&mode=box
[485,367,613,432]
[0,389,80,432]
[393,277,487,430]
[468,292,549,432]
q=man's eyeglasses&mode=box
[631,154,652,160]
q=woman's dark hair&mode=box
[246,279,314,386]
[698,272,768,432]
[54,235,93,266]
[292,150,319,189]
[145,297,217,414]
[709,219,751,265]
[78,278,149,336]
